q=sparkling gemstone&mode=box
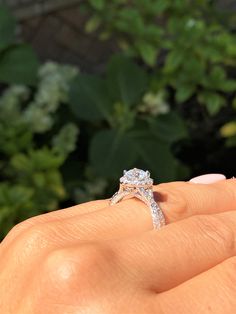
[120,168,153,185]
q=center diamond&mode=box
[120,168,153,185]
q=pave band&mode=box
[110,168,166,229]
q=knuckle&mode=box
[187,215,236,254]
[3,217,36,242]
[42,244,115,293]
[19,224,52,256]
[42,248,79,290]
[1,223,53,262]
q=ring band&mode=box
[110,168,166,229]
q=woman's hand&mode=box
[0,179,236,313]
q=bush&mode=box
[69,55,189,181]
[84,0,236,114]
[0,63,79,238]
[80,0,236,174]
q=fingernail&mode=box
[189,173,226,184]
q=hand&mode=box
[0,179,236,313]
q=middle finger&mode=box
[110,210,236,292]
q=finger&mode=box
[3,178,236,250]
[20,177,236,234]
[157,256,236,314]
[111,211,236,292]
[4,200,109,235]
[5,175,233,239]
[3,173,228,238]
[2,188,236,309]
[189,173,226,184]
[1,200,109,247]
[156,178,236,223]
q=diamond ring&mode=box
[110,168,166,229]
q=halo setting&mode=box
[110,168,166,229]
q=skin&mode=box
[0,179,236,313]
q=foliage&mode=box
[220,120,236,147]
[83,0,236,115]
[69,55,189,181]
[0,63,79,238]
[80,0,236,178]
[0,4,39,84]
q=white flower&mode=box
[23,62,79,133]
[138,91,169,116]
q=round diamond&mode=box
[120,168,153,185]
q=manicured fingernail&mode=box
[189,173,226,184]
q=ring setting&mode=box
[110,168,165,229]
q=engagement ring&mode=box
[110,168,166,229]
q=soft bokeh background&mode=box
[0,0,236,239]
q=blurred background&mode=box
[0,0,236,239]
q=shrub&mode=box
[77,0,236,178]
[69,55,189,181]
[83,0,236,115]
[0,62,79,238]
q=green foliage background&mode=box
[0,1,236,238]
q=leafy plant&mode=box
[0,4,39,84]
[69,55,189,181]
[0,62,79,238]
[83,0,236,115]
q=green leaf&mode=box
[202,66,228,90]
[175,84,195,103]
[69,74,112,121]
[210,66,226,83]
[164,50,184,73]
[219,79,236,93]
[85,15,101,33]
[107,55,148,106]
[220,121,236,138]
[0,44,39,84]
[116,8,143,35]
[89,129,137,178]
[136,41,157,66]
[198,92,225,115]
[151,0,169,13]
[89,0,105,10]
[135,137,178,182]
[149,112,188,144]
[0,5,16,51]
